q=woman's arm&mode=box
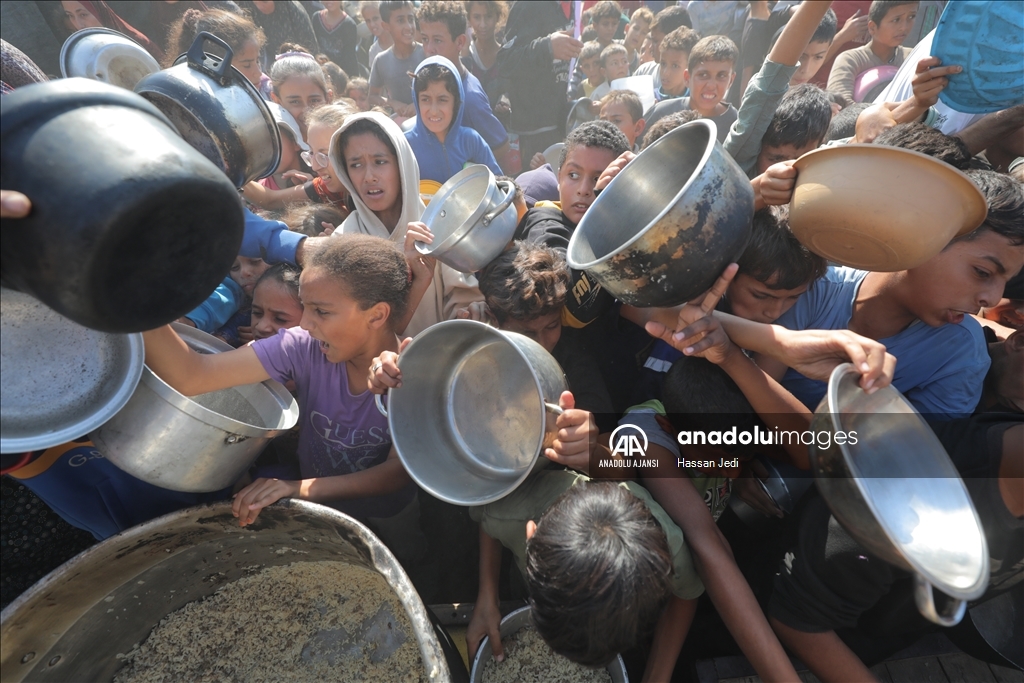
[142,325,271,396]
[467,526,505,660]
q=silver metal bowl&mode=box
[60,27,161,90]
[470,606,628,682]
[378,320,567,506]
[810,363,989,626]
[0,500,453,682]
[0,287,144,454]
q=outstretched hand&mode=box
[644,264,739,364]
[543,391,597,474]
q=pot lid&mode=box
[60,27,161,90]
[0,287,144,453]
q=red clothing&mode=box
[811,0,872,89]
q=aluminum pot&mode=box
[91,324,299,492]
[470,606,628,682]
[416,165,518,273]
[377,320,568,505]
[0,500,457,682]
[567,119,754,307]
[60,27,160,90]
[0,287,143,454]
[810,363,989,627]
[134,32,280,188]
[0,78,244,333]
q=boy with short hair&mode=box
[361,1,393,68]
[653,26,699,103]
[571,41,605,99]
[368,0,424,117]
[590,0,623,47]
[589,43,630,100]
[598,89,645,150]
[643,34,739,143]
[417,0,510,167]
[623,6,654,72]
[633,5,693,90]
[827,0,917,102]
[754,84,833,174]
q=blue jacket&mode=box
[405,55,501,184]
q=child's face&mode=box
[502,311,563,353]
[686,59,735,115]
[468,2,499,40]
[234,40,263,88]
[658,49,689,96]
[343,131,402,217]
[230,256,271,296]
[602,53,630,82]
[869,4,917,48]
[982,298,1024,330]
[790,39,831,86]
[558,145,620,225]
[386,7,418,46]
[348,86,370,110]
[595,17,619,45]
[362,6,383,36]
[649,27,665,62]
[252,280,303,340]
[273,77,329,136]
[756,140,819,175]
[298,268,381,364]
[306,123,344,193]
[726,273,809,324]
[600,102,643,148]
[62,1,102,31]
[418,80,456,139]
[624,19,650,51]
[420,19,464,64]
[903,231,1024,328]
[579,56,602,83]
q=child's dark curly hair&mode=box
[477,241,570,325]
[559,120,630,169]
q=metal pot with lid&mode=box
[810,364,989,626]
[134,32,280,188]
[60,27,161,90]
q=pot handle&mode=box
[481,180,516,227]
[375,392,388,417]
[544,402,564,416]
[187,32,235,85]
[913,574,967,627]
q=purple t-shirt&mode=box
[252,327,413,519]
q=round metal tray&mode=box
[1,287,144,453]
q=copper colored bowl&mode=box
[790,145,987,272]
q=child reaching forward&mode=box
[142,234,432,551]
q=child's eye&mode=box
[568,171,580,179]
[752,292,769,300]
[315,308,329,316]
[974,267,990,279]
[274,316,291,324]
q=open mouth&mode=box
[571,202,589,214]
[365,188,385,199]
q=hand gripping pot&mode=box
[134,32,281,188]
[567,119,754,308]
[0,501,460,682]
[810,364,989,626]
[416,165,518,273]
[0,78,243,333]
[376,320,568,505]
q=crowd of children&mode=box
[1,0,1022,680]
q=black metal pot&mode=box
[0,78,243,333]
[134,32,280,188]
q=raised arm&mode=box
[142,325,270,396]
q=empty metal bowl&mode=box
[378,320,567,506]
[0,287,143,454]
[60,27,161,90]
[567,119,754,307]
[811,363,989,626]
[790,145,988,271]
[470,606,628,682]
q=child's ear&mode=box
[270,91,282,104]
[455,32,468,52]
[727,70,736,89]
[633,118,646,140]
[525,520,537,540]
[368,301,391,328]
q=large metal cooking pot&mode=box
[60,27,160,90]
[377,320,568,505]
[0,78,244,333]
[134,32,280,188]
[416,165,518,273]
[91,324,299,492]
[567,119,754,307]
[470,606,628,682]
[810,364,989,626]
[0,500,458,682]
[0,287,143,454]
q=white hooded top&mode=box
[328,111,482,337]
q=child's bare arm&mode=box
[642,595,698,682]
[642,472,800,682]
[467,527,505,660]
[142,325,270,396]
[241,180,310,210]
